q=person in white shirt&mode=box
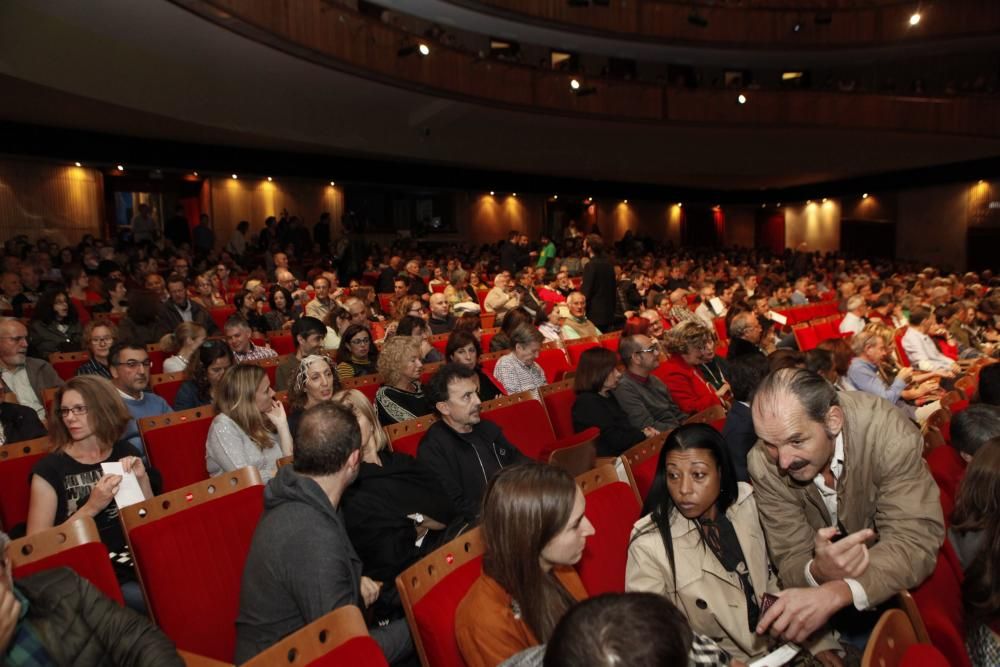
[901,306,960,376]
[838,295,868,336]
[694,284,726,327]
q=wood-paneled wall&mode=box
[208,177,344,250]
[0,159,104,247]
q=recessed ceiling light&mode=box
[489,191,495,196]
[862,193,869,199]
[330,181,336,187]
[737,94,747,104]
[418,43,430,56]
[570,79,581,90]
[116,165,124,172]
[231,174,238,180]
[909,12,921,26]
[74,161,82,167]
[267,176,273,182]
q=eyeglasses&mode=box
[639,344,660,354]
[59,405,88,418]
[350,337,371,346]
[115,359,152,369]
[91,337,114,344]
[409,307,425,314]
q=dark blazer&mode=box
[581,255,616,331]
[0,402,47,443]
[726,337,765,361]
[721,401,756,483]
[156,300,219,336]
[571,391,646,457]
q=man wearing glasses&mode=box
[109,342,172,458]
[0,318,62,420]
[613,334,688,435]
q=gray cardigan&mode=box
[612,371,687,433]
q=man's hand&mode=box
[809,526,875,583]
[755,583,852,644]
[0,585,22,654]
[360,576,382,608]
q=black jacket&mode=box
[581,255,616,331]
[17,568,182,667]
[156,299,219,336]
[721,401,756,483]
[417,419,528,523]
[427,314,456,335]
[0,402,47,444]
[726,337,765,361]
[571,391,646,457]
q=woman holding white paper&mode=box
[26,375,156,611]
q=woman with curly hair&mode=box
[205,364,292,482]
[173,340,234,411]
[28,288,82,358]
[335,324,378,381]
[116,289,162,346]
[374,336,430,426]
[286,354,340,437]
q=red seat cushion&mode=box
[144,417,214,492]
[146,349,167,375]
[542,388,577,440]
[308,637,389,667]
[268,333,294,356]
[926,446,966,521]
[152,379,185,408]
[411,557,483,667]
[629,455,659,505]
[793,326,820,351]
[566,342,599,368]
[52,357,89,381]
[128,486,264,662]
[13,542,124,605]
[482,399,555,461]
[391,432,424,458]
[576,481,641,595]
[909,542,971,667]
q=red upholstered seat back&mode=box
[542,387,577,439]
[308,637,389,666]
[210,307,237,331]
[793,325,820,351]
[576,469,642,595]
[566,341,599,368]
[482,398,555,461]
[127,484,265,662]
[151,373,186,408]
[146,348,166,375]
[267,333,294,356]
[140,410,215,492]
[536,348,571,383]
[813,320,837,343]
[909,541,971,667]
[0,438,48,531]
[630,455,658,504]
[411,557,483,667]
[895,329,912,367]
[901,644,950,666]
[13,542,124,605]
[50,353,89,381]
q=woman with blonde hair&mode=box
[336,387,454,622]
[374,336,430,426]
[160,321,207,373]
[27,375,157,610]
[192,272,226,309]
[286,354,340,437]
[206,364,292,482]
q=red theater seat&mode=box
[540,379,577,439]
[121,468,265,662]
[267,331,294,356]
[385,414,438,458]
[150,371,186,407]
[0,436,49,533]
[341,373,381,404]
[621,433,667,506]
[9,516,123,605]
[397,529,485,667]
[575,465,642,595]
[536,347,571,383]
[49,351,89,380]
[565,338,600,368]
[242,605,387,667]
[481,391,597,462]
[138,406,216,492]
[908,541,972,667]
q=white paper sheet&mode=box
[101,462,145,508]
[768,311,788,325]
[748,644,801,667]
[709,297,725,313]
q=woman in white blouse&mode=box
[205,364,292,482]
[161,322,207,373]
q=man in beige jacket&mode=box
[749,368,944,645]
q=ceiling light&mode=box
[116,165,124,172]
[570,79,581,90]
[793,23,802,32]
[418,43,430,56]
[553,195,558,200]
[737,94,747,104]
[909,12,921,26]
[862,193,869,199]
[761,203,766,208]
[977,180,984,185]
[776,202,781,207]
[330,181,336,187]
[677,202,682,208]
[231,174,238,180]
[622,199,628,204]
[489,191,495,196]
[74,161,82,167]
[512,192,517,197]
[192,171,198,177]
[806,200,813,205]
[822,198,828,203]
[267,176,273,182]
[782,72,804,81]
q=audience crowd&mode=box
[0,217,998,666]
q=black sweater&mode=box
[571,391,646,457]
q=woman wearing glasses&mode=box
[206,364,293,483]
[26,375,157,611]
[174,340,234,411]
[659,321,729,415]
[335,324,379,381]
[76,320,117,379]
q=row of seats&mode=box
[791,313,849,351]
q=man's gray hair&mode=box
[730,312,757,339]
[847,295,866,311]
[752,367,839,425]
[850,329,882,356]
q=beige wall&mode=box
[0,159,104,246]
[208,177,344,251]
[895,183,969,271]
[784,200,841,252]
[455,193,544,245]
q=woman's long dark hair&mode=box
[32,288,78,325]
[951,437,1000,625]
[631,424,739,599]
[189,340,235,404]
[268,284,293,314]
[481,463,580,644]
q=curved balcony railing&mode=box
[174,0,1000,138]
